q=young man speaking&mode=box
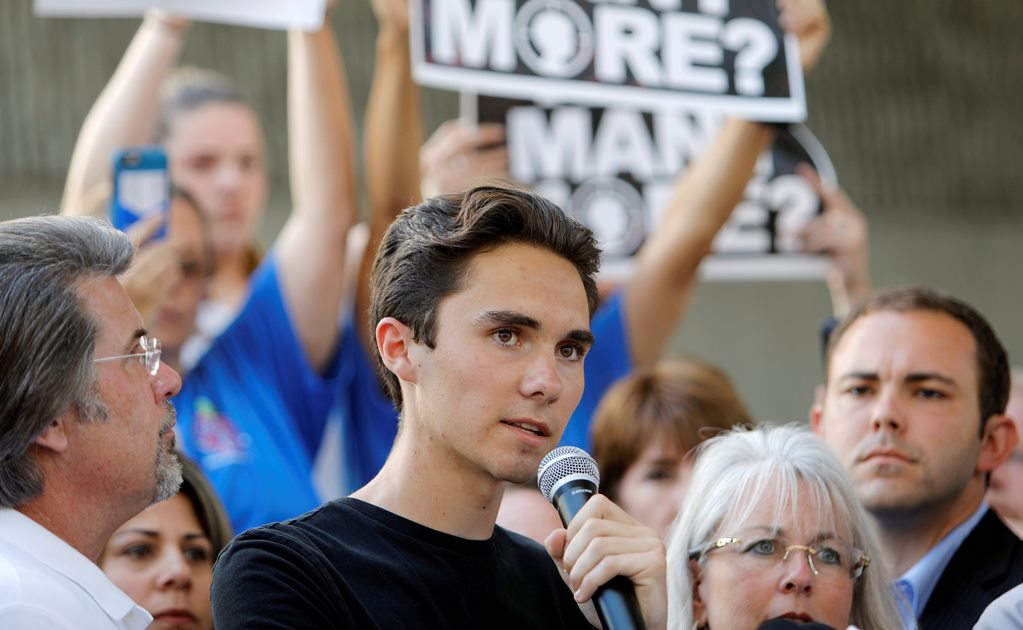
[212,186,667,628]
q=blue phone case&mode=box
[111,146,169,239]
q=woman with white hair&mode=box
[666,424,901,629]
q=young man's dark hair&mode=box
[370,184,601,410]
[825,286,1010,430]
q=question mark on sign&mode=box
[765,174,819,253]
[721,18,778,96]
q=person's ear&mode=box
[810,384,826,433]
[690,558,708,628]
[977,413,1018,473]
[376,317,418,385]
[34,414,71,454]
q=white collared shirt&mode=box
[0,508,152,629]
[976,583,1023,629]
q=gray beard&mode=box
[153,402,183,503]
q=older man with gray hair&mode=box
[0,215,183,628]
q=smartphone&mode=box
[110,146,169,239]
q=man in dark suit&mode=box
[812,286,1023,629]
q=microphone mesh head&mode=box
[536,446,600,502]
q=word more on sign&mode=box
[414,0,806,120]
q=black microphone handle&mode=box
[552,481,646,630]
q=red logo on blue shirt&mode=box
[192,396,250,467]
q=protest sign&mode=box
[470,93,835,280]
[35,0,327,31]
[415,0,805,121]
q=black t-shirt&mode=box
[211,497,592,629]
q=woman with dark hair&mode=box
[101,456,231,630]
[591,358,751,539]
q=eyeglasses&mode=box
[93,336,162,376]
[691,536,870,581]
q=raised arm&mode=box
[61,13,189,216]
[356,0,424,350]
[624,119,776,365]
[621,0,831,365]
[275,11,358,371]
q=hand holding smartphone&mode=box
[111,146,169,240]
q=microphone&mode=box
[537,446,645,630]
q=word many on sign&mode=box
[472,94,834,280]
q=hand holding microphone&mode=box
[538,447,667,630]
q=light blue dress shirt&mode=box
[893,503,989,629]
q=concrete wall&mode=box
[1,0,1020,423]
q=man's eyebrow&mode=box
[837,371,959,390]
[124,328,147,353]
[838,371,879,382]
[476,310,540,330]
[566,329,595,347]
[905,372,959,387]
[475,311,592,346]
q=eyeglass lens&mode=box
[142,336,161,375]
